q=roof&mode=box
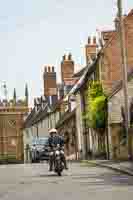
[23,108,36,128]
[69,59,97,94]
[32,103,49,125]
[23,94,60,128]
[102,30,116,42]
[56,109,76,129]
[23,103,48,128]
[101,10,133,52]
[73,66,88,78]
[23,97,63,128]
[109,67,133,99]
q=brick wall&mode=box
[43,66,57,96]
[85,36,97,65]
[101,10,133,94]
[61,54,75,85]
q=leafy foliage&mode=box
[85,81,107,129]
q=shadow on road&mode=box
[71,172,133,186]
[39,173,68,178]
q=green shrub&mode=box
[84,81,107,129]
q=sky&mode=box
[0,0,132,106]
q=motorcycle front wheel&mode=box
[56,159,62,176]
[57,171,62,176]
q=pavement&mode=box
[81,160,133,176]
[0,162,133,199]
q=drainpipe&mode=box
[34,124,39,138]
[82,92,88,160]
[36,126,39,138]
[106,101,111,160]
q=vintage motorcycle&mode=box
[49,144,64,176]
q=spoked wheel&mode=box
[56,159,62,176]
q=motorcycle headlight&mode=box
[60,150,64,154]
[55,150,60,155]
[50,152,54,156]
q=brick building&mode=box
[100,9,133,94]
[97,9,133,160]
[61,54,76,95]
[43,66,57,96]
[61,54,74,85]
[108,70,133,160]
[43,66,58,104]
[85,36,98,65]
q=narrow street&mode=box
[0,162,133,200]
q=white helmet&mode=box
[49,128,57,134]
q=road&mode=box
[0,162,133,200]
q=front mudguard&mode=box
[54,156,64,172]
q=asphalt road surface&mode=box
[0,162,133,200]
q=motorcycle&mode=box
[49,144,64,176]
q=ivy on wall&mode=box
[84,81,107,129]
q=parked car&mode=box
[30,137,49,162]
[39,138,49,161]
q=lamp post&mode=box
[117,0,130,158]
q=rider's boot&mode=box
[62,156,68,170]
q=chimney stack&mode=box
[44,66,47,72]
[52,66,54,72]
[68,53,72,60]
[43,65,57,97]
[48,66,50,72]
[85,36,98,65]
[63,54,66,61]
[61,53,75,87]
[88,36,91,44]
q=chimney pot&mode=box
[68,53,72,60]
[48,66,50,72]
[88,36,91,44]
[52,66,54,72]
[63,54,66,61]
[44,66,47,72]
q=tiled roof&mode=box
[110,67,133,98]
[23,96,63,128]
[56,109,76,128]
[73,66,88,78]
[69,59,97,94]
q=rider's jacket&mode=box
[48,135,64,148]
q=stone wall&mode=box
[108,77,133,160]
[109,78,133,124]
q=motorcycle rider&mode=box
[48,128,68,171]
